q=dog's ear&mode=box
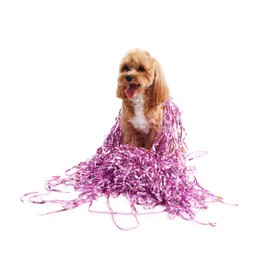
[151,60,169,105]
[116,84,126,99]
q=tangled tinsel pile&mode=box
[22,98,221,229]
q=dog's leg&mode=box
[144,128,158,150]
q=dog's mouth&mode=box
[124,83,141,99]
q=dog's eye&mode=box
[122,65,130,72]
[138,66,145,72]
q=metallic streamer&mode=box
[22,98,222,229]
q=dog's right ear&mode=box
[116,84,126,99]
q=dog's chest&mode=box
[129,96,150,134]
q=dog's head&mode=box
[116,49,169,105]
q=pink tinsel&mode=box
[22,98,221,229]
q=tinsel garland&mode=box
[22,98,221,229]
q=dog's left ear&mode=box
[151,60,169,105]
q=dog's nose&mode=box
[126,75,133,82]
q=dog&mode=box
[116,49,169,150]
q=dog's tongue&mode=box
[125,84,139,99]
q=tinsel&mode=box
[21,98,221,229]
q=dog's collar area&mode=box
[130,95,144,104]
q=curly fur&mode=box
[116,49,169,150]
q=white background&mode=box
[1,0,260,259]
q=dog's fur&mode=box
[117,49,169,150]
